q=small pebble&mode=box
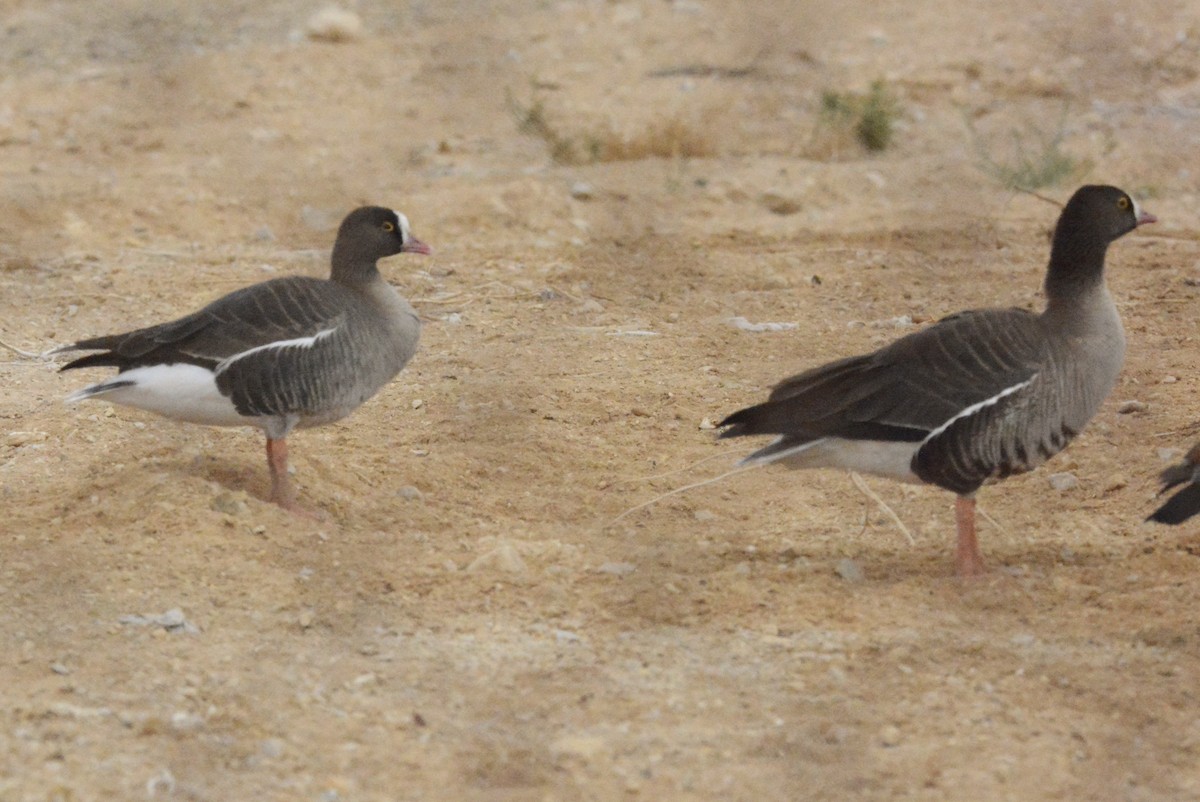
[1048,472,1078,491]
[1116,400,1147,414]
[158,609,187,628]
[869,315,913,329]
[879,724,901,747]
[170,712,204,731]
[210,492,248,516]
[698,417,716,430]
[834,558,864,583]
[729,316,798,333]
[466,541,527,573]
[118,608,198,634]
[397,485,423,501]
[760,191,802,215]
[5,430,47,447]
[551,733,607,760]
[305,6,363,42]
[569,181,594,200]
[260,738,286,759]
[1104,474,1127,492]
[146,770,176,797]
[693,509,716,522]
[553,629,582,644]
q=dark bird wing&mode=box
[720,308,1063,493]
[60,277,350,371]
[59,276,362,418]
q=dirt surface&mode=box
[3,1,1200,799]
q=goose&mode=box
[1148,443,1200,525]
[718,185,1155,576]
[57,206,430,512]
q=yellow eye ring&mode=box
[382,221,396,232]
[1117,196,1130,210]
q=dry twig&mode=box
[603,461,754,529]
[0,336,42,359]
[849,472,916,546]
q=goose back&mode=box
[62,274,420,427]
[721,299,1126,495]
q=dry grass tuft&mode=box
[595,116,714,162]
[509,91,713,165]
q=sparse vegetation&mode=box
[970,113,1090,191]
[508,90,713,165]
[814,80,901,156]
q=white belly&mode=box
[68,363,249,428]
[752,437,923,484]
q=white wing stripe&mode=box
[921,375,1037,444]
[214,327,338,376]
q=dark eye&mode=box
[382,221,396,232]
[1117,197,1130,210]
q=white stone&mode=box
[1048,472,1078,491]
[306,6,363,42]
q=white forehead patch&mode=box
[394,210,412,243]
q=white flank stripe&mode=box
[67,363,246,427]
[215,327,337,376]
[921,375,1037,444]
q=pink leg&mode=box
[266,437,297,510]
[954,495,986,578]
[265,438,324,519]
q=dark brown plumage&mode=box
[57,206,431,511]
[719,185,1155,576]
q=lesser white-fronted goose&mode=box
[719,185,1155,576]
[57,206,430,511]
[1148,443,1200,524]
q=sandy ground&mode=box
[3,1,1200,799]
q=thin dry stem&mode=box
[976,505,1009,537]
[603,461,755,529]
[849,472,916,546]
[0,336,43,359]
[612,451,732,486]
